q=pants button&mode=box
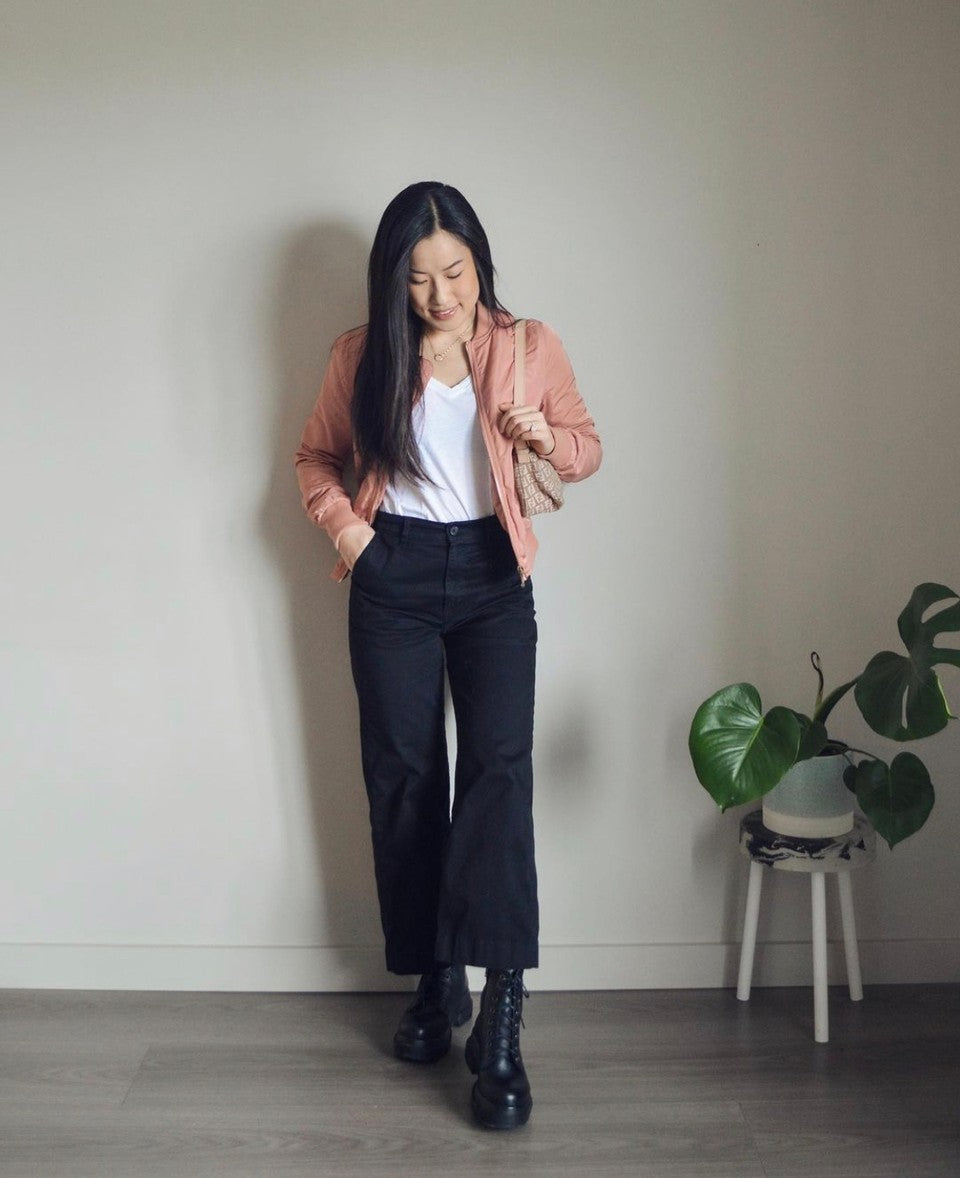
[448,525,459,536]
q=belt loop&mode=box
[400,516,409,544]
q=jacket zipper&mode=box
[464,340,529,584]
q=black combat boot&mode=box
[393,962,473,1063]
[464,968,532,1129]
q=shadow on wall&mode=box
[261,220,387,986]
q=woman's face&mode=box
[407,230,480,339]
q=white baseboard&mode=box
[1,940,958,991]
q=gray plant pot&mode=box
[762,753,854,838]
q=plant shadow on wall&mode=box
[261,221,385,984]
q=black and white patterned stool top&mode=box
[739,810,876,873]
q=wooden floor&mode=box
[1,984,958,1177]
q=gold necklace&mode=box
[422,314,476,364]
[423,332,464,364]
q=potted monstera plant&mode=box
[689,582,959,848]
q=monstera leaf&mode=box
[845,752,935,849]
[689,683,828,811]
[690,583,954,847]
[855,583,960,741]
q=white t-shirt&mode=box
[381,375,494,522]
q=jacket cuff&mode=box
[316,498,365,549]
[546,427,576,476]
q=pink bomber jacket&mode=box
[294,302,602,582]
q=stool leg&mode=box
[837,872,864,1001]
[811,871,828,1043]
[737,860,764,1001]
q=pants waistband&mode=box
[373,510,503,544]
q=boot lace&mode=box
[485,969,530,1059]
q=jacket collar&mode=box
[470,301,505,347]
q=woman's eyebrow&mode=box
[409,258,464,274]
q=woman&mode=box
[295,181,601,1130]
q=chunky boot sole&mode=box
[470,1083,533,1130]
[393,1027,451,1063]
[394,990,473,1063]
[464,1035,532,1130]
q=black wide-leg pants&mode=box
[348,510,539,975]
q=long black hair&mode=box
[351,181,511,482]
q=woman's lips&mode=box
[430,306,459,320]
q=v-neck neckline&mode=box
[427,373,472,393]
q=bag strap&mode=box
[513,318,526,409]
[513,319,533,465]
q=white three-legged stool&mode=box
[736,810,876,1043]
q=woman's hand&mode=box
[337,523,377,571]
[497,403,556,457]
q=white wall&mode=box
[2,0,959,992]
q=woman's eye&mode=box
[446,272,462,279]
[408,278,427,286]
